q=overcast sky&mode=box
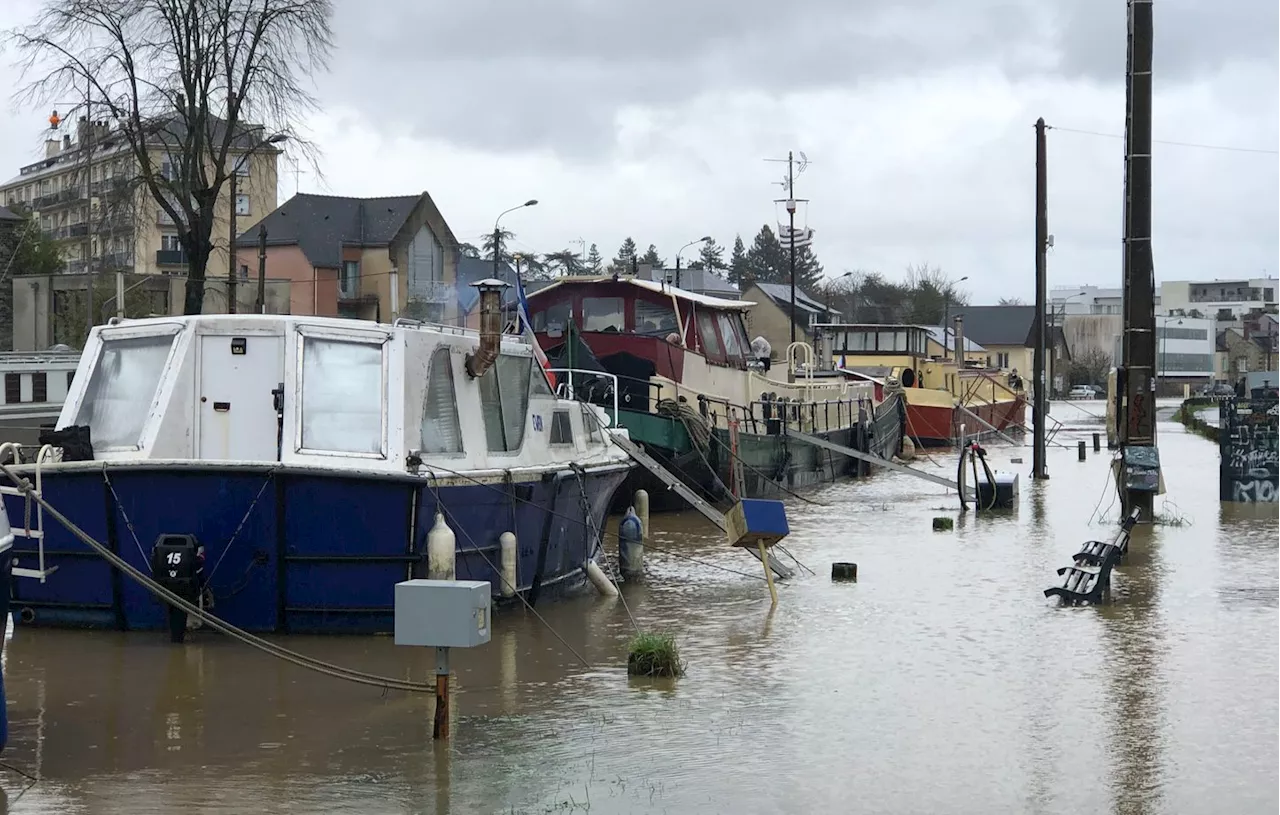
[1,0,1276,303]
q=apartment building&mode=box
[1,115,279,284]
[1160,277,1277,320]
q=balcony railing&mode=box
[155,248,188,266]
[32,187,87,211]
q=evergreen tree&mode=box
[612,237,638,272]
[0,204,63,278]
[543,249,585,277]
[586,243,604,274]
[795,244,824,291]
[481,228,516,264]
[728,234,750,286]
[639,244,664,268]
[698,238,725,271]
[457,242,482,259]
[745,224,787,284]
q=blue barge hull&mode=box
[2,464,628,635]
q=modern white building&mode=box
[1110,314,1215,386]
[1159,277,1277,320]
[1050,285,1148,316]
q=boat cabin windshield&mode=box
[74,329,179,451]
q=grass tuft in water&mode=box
[627,632,685,677]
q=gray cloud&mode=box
[322,0,1277,156]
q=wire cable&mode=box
[1046,125,1280,156]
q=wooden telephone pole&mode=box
[1033,118,1049,481]
[1118,0,1160,521]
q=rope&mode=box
[656,398,712,452]
[422,471,596,671]
[0,460,434,694]
[101,466,150,570]
[422,460,771,584]
[206,468,277,580]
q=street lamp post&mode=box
[675,236,712,289]
[229,132,287,314]
[493,200,539,282]
[1048,291,1087,397]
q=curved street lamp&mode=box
[494,199,538,280]
[674,236,712,289]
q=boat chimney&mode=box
[953,315,964,365]
[465,278,510,379]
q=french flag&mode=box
[513,271,556,390]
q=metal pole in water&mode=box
[434,646,450,740]
[1033,117,1049,481]
[1078,440,1087,461]
[1093,432,1101,452]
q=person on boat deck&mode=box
[1008,368,1022,390]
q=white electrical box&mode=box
[393,579,491,648]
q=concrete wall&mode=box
[1063,314,1125,364]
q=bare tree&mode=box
[998,296,1025,306]
[9,0,333,314]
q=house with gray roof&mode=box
[952,304,1070,392]
[739,281,842,361]
[235,191,459,322]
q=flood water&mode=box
[1,402,1276,814]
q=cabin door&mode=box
[197,334,285,460]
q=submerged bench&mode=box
[1044,508,1141,606]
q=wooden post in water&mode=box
[434,646,450,740]
[758,540,778,606]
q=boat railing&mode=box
[548,368,619,428]
[0,442,60,582]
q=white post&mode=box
[115,271,125,319]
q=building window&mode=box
[161,233,182,251]
[299,337,385,455]
[340,260,359,298]
[73,333,177,450]
[32,372,47,403]
[235,194,250,216]
[478,354,532,453]
[239,264,250,281]
[697,311,722,358]
[420,346,463,455]
[234,157,251,177]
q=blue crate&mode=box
[725,499,790,549]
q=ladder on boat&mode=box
[604,431,794,580]
[0,443,61,582]
[781,428,975,499]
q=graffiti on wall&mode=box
[1220,398,1279,503]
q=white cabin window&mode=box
[300,337,384,455]
[635,300,677,335]
[479,354,531,452]
[75,333,176,450]
[582,297,624,332]
[420,346,463,455]
[529,359,554,399]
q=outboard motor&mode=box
[150,534,203,643]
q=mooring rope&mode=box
[0,460,434,694]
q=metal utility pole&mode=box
[1033,117,1049,480]
[255,223,268,313]
[765,150,811,365]
[1119,0,1159,521]
[787,152,797,347]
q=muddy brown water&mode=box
[1,402,1276,814]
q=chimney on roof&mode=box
[62,134,71,150]
[953,315,965,365]
[45,139,60,158]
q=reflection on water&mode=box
[0,407,1275,814]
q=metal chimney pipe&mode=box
[465,278,510,378]
[953,315,964,366]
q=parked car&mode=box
[1068,385,1097,400]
